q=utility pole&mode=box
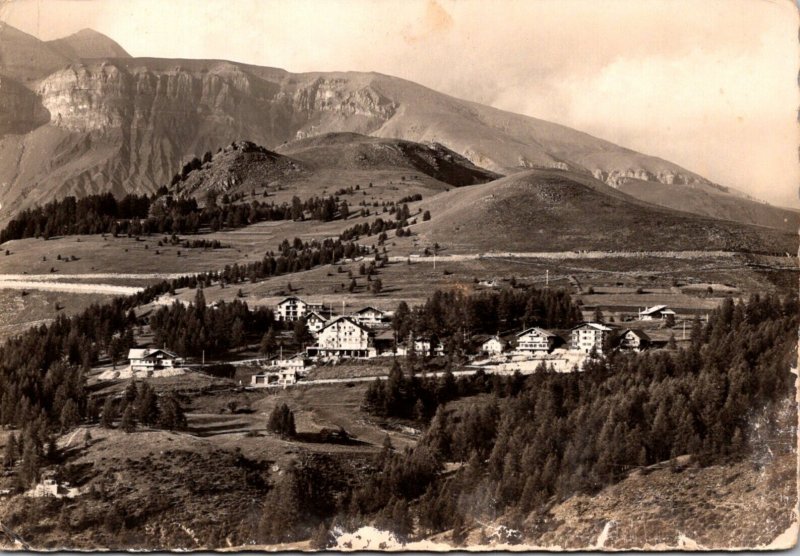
[545,269,549,288]
[682,320,686,340]
[202,350,205,367]
[433,251,436,270]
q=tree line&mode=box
[149,290,275,358]
[0,190,357,243]
[0,232,367,490]
[340,291,798,542]
[391,286,582,351]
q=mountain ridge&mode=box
[46,28,132,60]
[0,24,794,233]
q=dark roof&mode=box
[622,328,651,341]
[570,322,613,332]
[516,327,556,338]
[277,296,305,304]
[128,348,179,360]
[355,306,384,315]
[318,315,372,334]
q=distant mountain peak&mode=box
[46,28,131,60]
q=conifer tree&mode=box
[2,433,17,468]
[267,403,296,438]
[260,328,277,355]
[135,382,159,426]
[18,440,40,488]
[120,405,136,433]
[59,399,81,432]
[158,393,187,430]
[100,396,116,428]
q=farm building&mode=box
[480,335,509,355]
[128,348,181,372]
[638,305,676,321]
[352,306,389,328]
[618,329,651,351]
[305,311,328,335]
[515,327,557,353]
[570,322,613,354]
[307,316,376,359]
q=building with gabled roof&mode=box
[638,305,676,321]
[570,322,613,354]
[352,306,388,328]
[128,348,181,372]
[275,296,309,321]
[305,311,328,335]
[307,316,376,359]
[618,329,651,351]
[515,327,557,353]
[480,335,508,355]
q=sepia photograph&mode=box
[0,0,797,551]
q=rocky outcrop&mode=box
[591,168,710,188]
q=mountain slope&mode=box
[0,23,69,82]
[168,135,498,204]
[0,24,794,233]
[615,178,800,232]
[275,132,500,186]
[410,169,795,254]
[46,28,131,60]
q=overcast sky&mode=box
[3,0,798,207]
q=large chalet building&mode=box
[307,316,376,358]
[570,322,613,354]
[515,327,557,353]
[276,296,326,321]
[352,306,389,328]
[276,296,309,321]
[128,348,181,373]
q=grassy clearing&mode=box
[0,288,114,342]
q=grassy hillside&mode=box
[616,178,800,232]
[276,132,500,186]
[411,169,796,254]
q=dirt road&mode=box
[389,250,739,263]
[0,273,195,295]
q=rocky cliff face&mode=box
[0,25,774,228]
[0,61,398,213]
[591,168,708,187]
